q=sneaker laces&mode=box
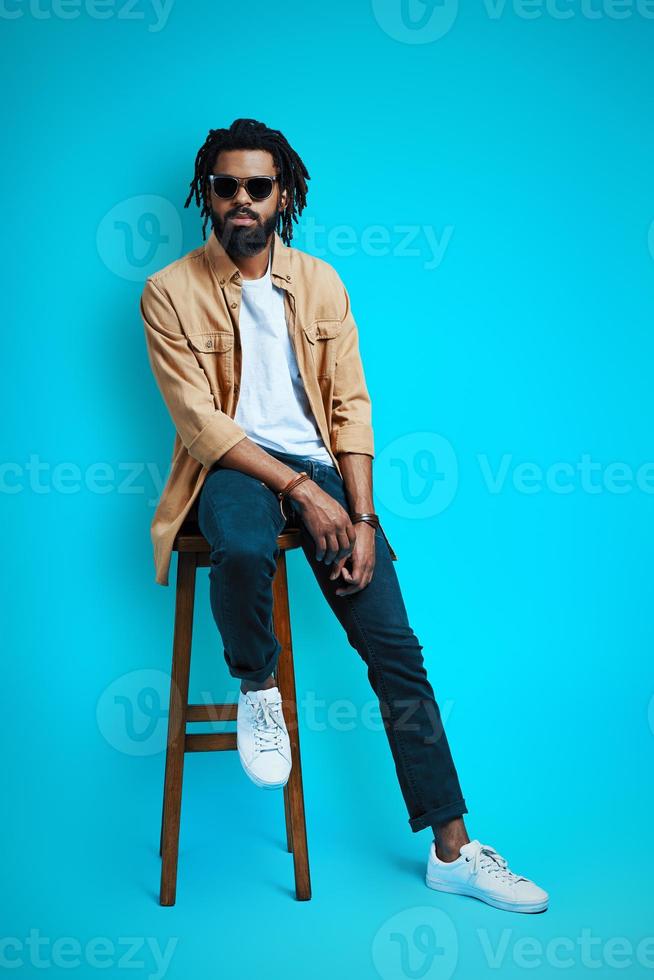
[467,842,527,885]
[248,695,285,752]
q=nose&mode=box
[233,184,252,206]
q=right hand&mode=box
[288,480,357,565]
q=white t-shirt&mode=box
[234,254,335,466]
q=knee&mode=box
[212,536,276,575]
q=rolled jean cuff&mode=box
[408,798,468,833]
[224,642,282,684]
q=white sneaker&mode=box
[236,686,292,790]
[426,838,549,913]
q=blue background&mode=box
[3,0,653,977]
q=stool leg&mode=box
[283,781,294,853]
[272,551,311,901]
[159,767,167,857]
[160,550,196,907]
[279,661,294,854]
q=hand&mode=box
[329,521,376,596]
[289,481,357,566]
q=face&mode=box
[208,148,288,258]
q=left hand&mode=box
[329,521,376,596]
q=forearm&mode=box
[337,452,374,513]
[218,437,308,494]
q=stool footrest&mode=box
[186,703,237,722]
[185,732,237,752]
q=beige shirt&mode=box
[140,229,376,586]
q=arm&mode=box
[140,277,249,469]
[337,451,374,513]
[328,281,379,595]
[330,282,375,459]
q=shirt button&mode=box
[231,302,237,309]
[286,275,291,281]
[219,278,225,286]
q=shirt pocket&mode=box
[186,330,234,354]
[302,319,342,378]
[185,330,235,393]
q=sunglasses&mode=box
[208,173,279,201]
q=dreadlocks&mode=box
[184,118,310,246]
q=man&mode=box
[140,117,548,914]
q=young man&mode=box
[140,117,548,914]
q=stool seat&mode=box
[174,523,303,555]
[158,519,311,905]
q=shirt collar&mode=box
[204,228,293,290]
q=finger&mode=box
[322,531,340,564]
[338,568,362,592]
[336,583,363,596]
[335,528,354,563]
[345,550,375,591]
[329,557,346,580]
[336,570,372,596]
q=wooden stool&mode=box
[158,518,311,905]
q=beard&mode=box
[210,206,280,258]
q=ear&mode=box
[280,187,289,210]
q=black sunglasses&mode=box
[208,173,279,201]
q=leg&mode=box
[198,459,311,897]
[277,455,469,837]
[197,462,289,684]
[433,816,470,861]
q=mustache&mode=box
[226,208,259,220]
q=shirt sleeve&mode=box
[330,279,375,458]
[140,276,248,469]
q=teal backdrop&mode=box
[3,1,654,978]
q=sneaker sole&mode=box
[237,746,291,790]
[426,874,548,914]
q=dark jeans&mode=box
[197,446,468,835]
